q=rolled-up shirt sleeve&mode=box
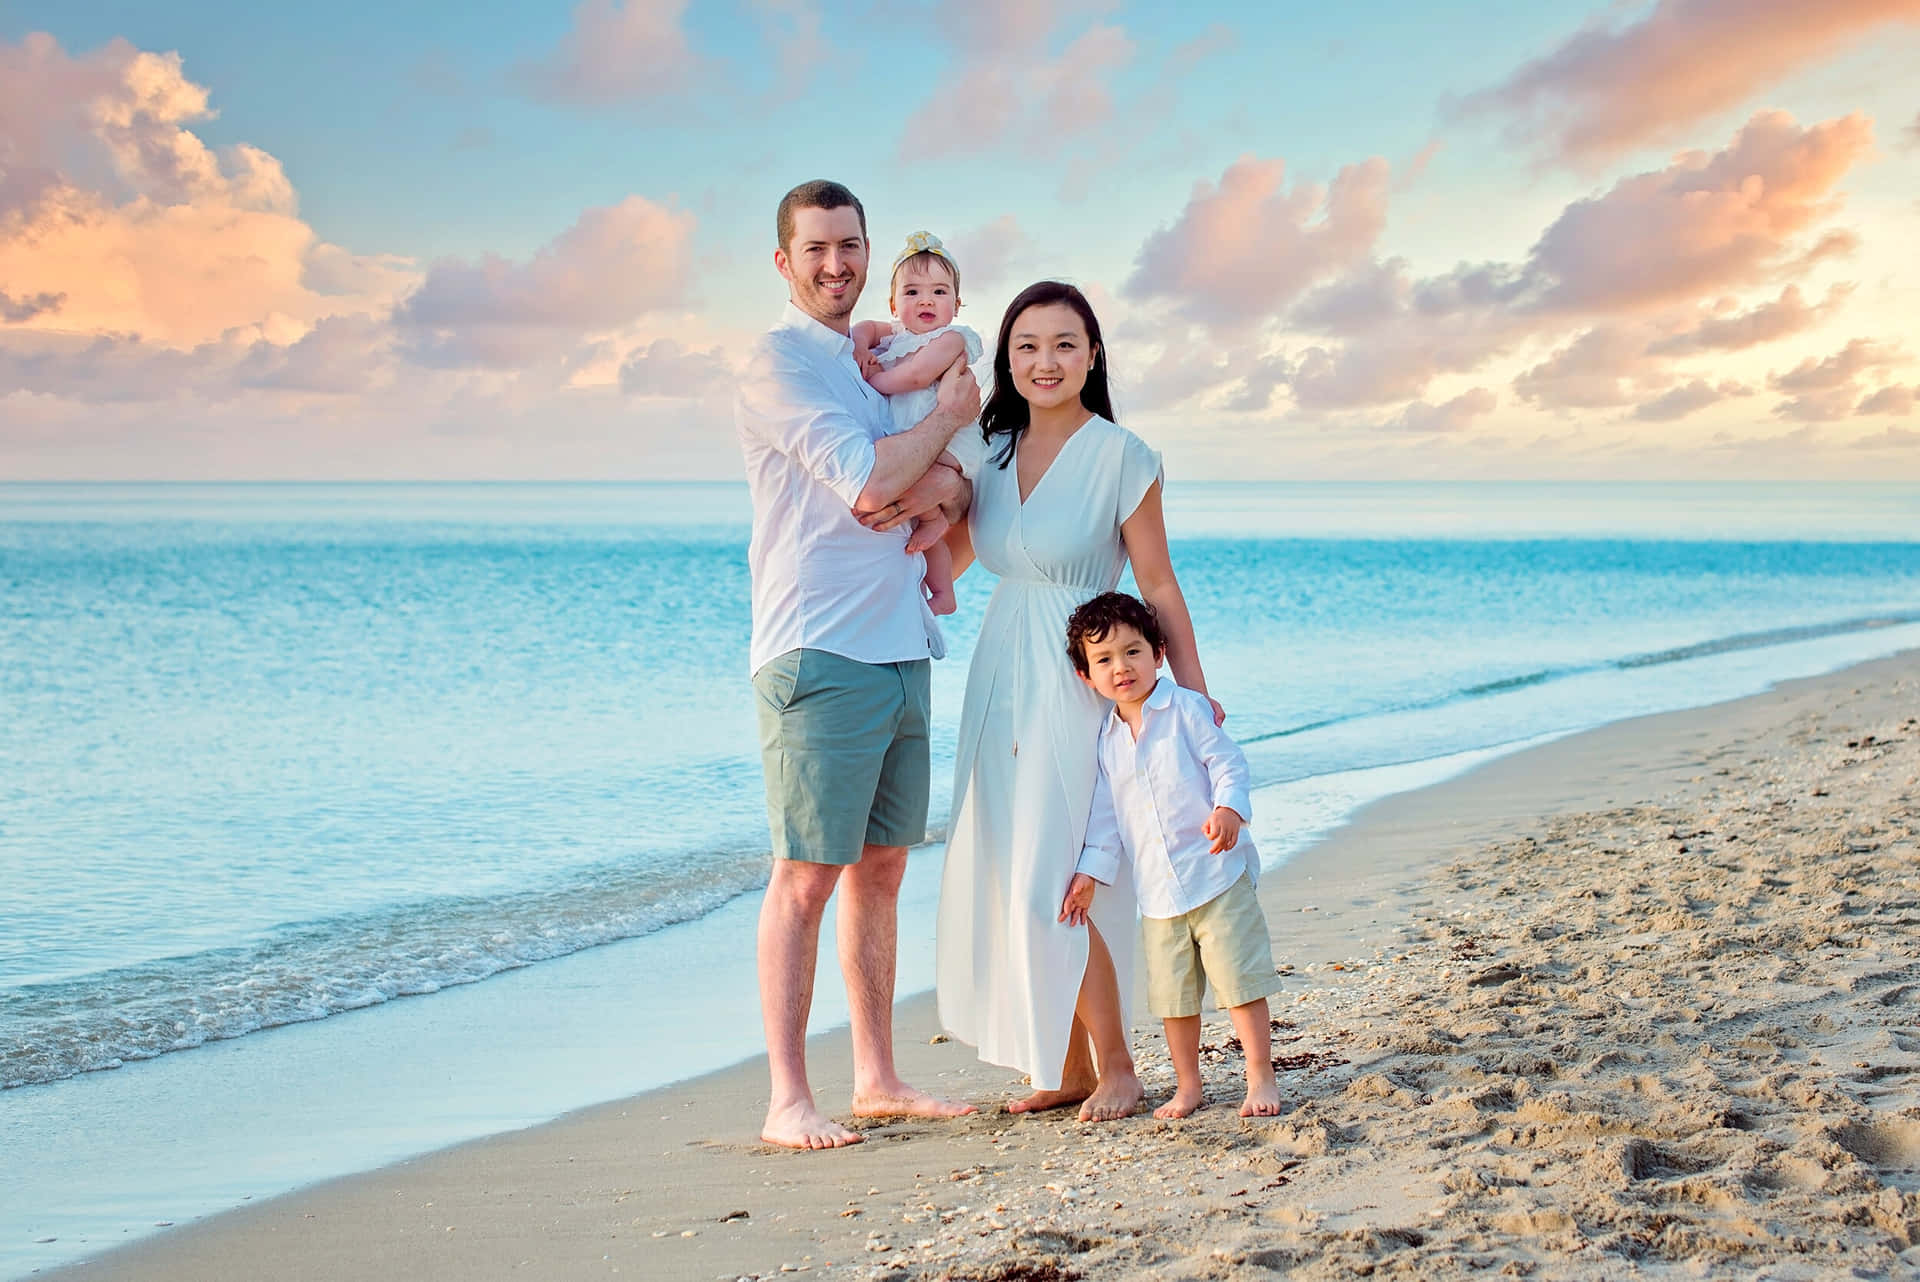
[1076,755,1126,886]
[1190,698,1252,821]
[737,345,876,508]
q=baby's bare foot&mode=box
[1239,1079,1283,1118]
[928,587,958,616]
[1077,1069,1143,1122]
[1153,1083,1204,1119]
[761,1099,861,1150]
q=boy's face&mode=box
[1077,623,1161,706]
[890,260,958,334]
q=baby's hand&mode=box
[1204,806,1242,854]
[859,348,882,380]
[1058,873,1097,927]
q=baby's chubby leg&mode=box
[920,535,957,615]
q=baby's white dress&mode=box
[874,323,985,435]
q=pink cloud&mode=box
[0,34,417,347]
[618,338,731,397]
[943,215,1028,294]
[1857,384,1918,415]
[1770,337,1904,420]
[1528,111,1873,312]
[1,289,65,322]
[396,196,695,367]
[1386,387,1498,433]
[516,0,701,106]
[1458,0,1920,166]
[1124,155,1390,326]
[1515,325,1662,410]
[894,1,1134,160]
[1647,284,1852,355]
[1633,379,1732,422]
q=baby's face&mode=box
[891,261,958,334]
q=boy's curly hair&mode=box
[1065,591,1165,677]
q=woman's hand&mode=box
[1058,873,1097,927]
[1207,695,1225,726]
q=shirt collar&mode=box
[1102,676,1176,738]
[777,300,853,359]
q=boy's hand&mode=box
[1204,806,1242,854]
[1058,873,1097,927]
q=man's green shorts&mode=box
[752,648,932,865]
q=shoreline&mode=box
[32,647,1920,1280]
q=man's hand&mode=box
[1058,873,1097,927]
[856,455,969,534]
[935,352,980,425]
[1203,806,1242,854]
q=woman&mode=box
[936,281,1222,1119]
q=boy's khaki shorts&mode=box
[753,648,931,865]
[1142,873,1284,1018]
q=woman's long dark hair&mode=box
[979,280,1116,470]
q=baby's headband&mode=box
[893,230,956,272]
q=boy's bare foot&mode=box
[1077,1069,1143,1122]
[1239,1079,1283,1117]
[1153,1083,1205,1119]
[852,1086,977,1120]
[761,1099,862,1149]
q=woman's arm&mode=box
[867,331,969,396]
[1121,481,1223,721]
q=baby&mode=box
[851,232,982,616]
[1061,591,1286,1119]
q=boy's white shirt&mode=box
[1077,676,1258,920]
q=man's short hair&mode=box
[1065,591,1166,676]
[776,180,867,252]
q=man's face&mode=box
[775,205,868,330]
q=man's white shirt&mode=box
[1077,677,1259,920]
[736,302,941,675]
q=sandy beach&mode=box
[36,650,1920,1281]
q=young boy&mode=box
[1061,591,1284,1119]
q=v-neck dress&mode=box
[935,416,1163,1089]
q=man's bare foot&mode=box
[851,1086,976,1120]
[1239,1079,1283,1117]
[1077,1069,1144,1122]
[1153,1083,1204,1120]
[761,1099,862,1150]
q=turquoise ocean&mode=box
[4,480,1920,1276]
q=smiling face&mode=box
[774,204,868,331]
[890,258,958,335]
[1008,301,1098,414]
[1076,621,1162,709]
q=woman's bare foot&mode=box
[1153,1082,1205,1119]
[1239,1079,1283,1117]
[852,1086,977,1120]
[761,1099,862,1149]
[1007,1080,1093,1114]
[1077,1068,1143,1122]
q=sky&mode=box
[2,0,1919,481]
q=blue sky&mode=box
[2,1,1917,479]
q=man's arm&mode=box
[737,346,879,508]
[852,357,979,513]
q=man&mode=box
[736,179,979,1149]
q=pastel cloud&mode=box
[0,34,416,348]
[1770,338,1904,420]
[944,215,1028,294]
[1647,284,1852,355]
[1527,112,1873,312]
[1633,379,1749,422]
[1515,325,1661,410]
[395,196,695,367]
[1857,385,1917,415]
[1124,155,1391,326]
[894,0,1134,159]
[618,338,731,397]
[1459,0,1920,166]
[516,0,700,106]
[1386,387,1498,433]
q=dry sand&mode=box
[40,652,1920,1281]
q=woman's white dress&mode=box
[936,416,1162,1090]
